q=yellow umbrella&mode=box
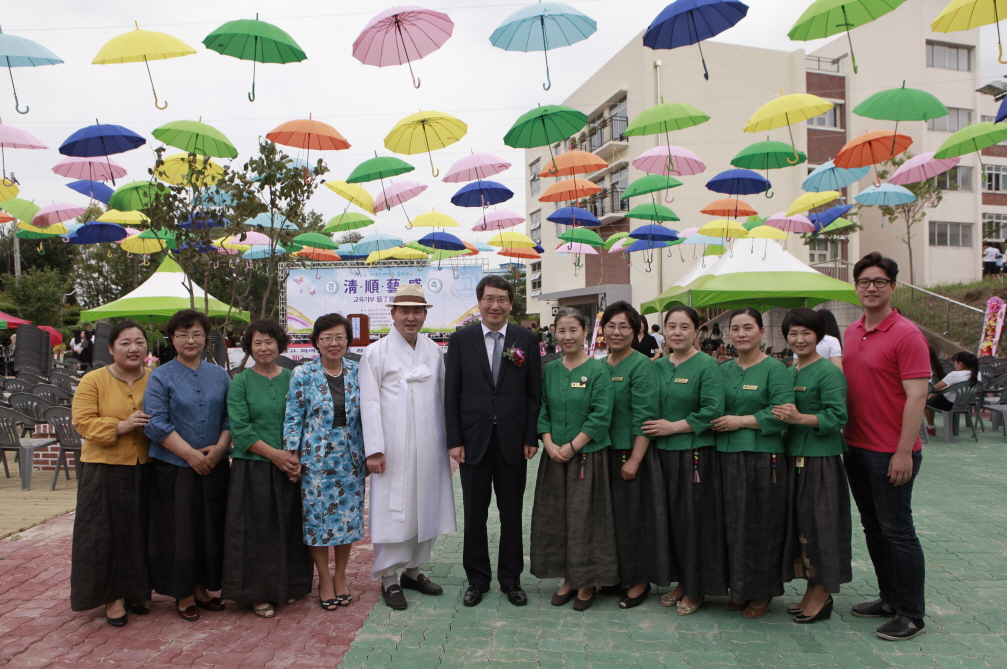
[155,153,224,186]
[743,92,833,163]
[98,209,150,226]
[411,211,460,228]
[746,225,789,239]
[325,180,375,214]
[786,191,839,216]
[488,231,536,248]
[120,233,166,254]
[213,235,252,251]
[0,179,19,202]
[365,245,428,263]
[384,110,468,177]
[18,221,68,235]
[932,0,1007,62]
[697,219,749,238]
[92,21,197,109]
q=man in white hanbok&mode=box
[360,284,457,610]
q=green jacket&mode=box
[716,356,793,454]
[787,358,848,457]
[538,356,614,453]
[654,352,724,451]
[604,350,659,451]
[227,367,291,462]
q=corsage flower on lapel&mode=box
[503,346,525,367]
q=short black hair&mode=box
[853,251,899,282]
[241,318,289,354]
[651,324,660,332]
[311,313,351,349]
[729,307,764,329]
[108,320,146,351]
[665,305,701,329]
[554,307,586,329]
[165,309,211,339]
[781,307,825,344]
[476,275,514,302]
[600,300,641,335]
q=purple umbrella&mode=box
[442,152,512,183]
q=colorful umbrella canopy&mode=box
[556,241,599,255]
[323,212,375,233]
[0,198,39,223]
[451,180,513,207]
[701,198,757,217]
[746,225,789,239]
[53,155,127,182]
[204,14,307,101]
[353,6,454,88]
[411,211,460,228]
[66,221,128,245]
[632,145,706,176]
[59,122,145,186]
[473,209,524,230]
[934,122,1007,163]
[153,119,238,159]
[0,310,30,328]
[855,183,916,206]
[622,174,684,199]
[67,180,114,204]
[0,27,63,115]
[889,151,961,185]
[788,0,907,73]
[443,152,512,183]
[629,224,679,242]
[743,92,832,161]
[121,232,166,254]
[625,98,710,138]
[731,139,807,171]
[706,168,770,196]
[92,21,196,109]
[108,181,165,211]
[373,180,427,213]
[539,150,608,177]
[419,231,465,251]
[853,81,948,125]
[801,159,868,192]
[490,2,597,90]
[547,206,601,227]
[808,204,854,231]
[365,246,427,263]
[627,203,680,222]
[293,232,339,250]
[32,203,86,228]
[539,178,600,202]
[558,227,604,247]
[819,216,857,234]
[835,130,912,170]
[243,212,298,230]
[0,179,18,201]
[346,155,415,183]
[787,191,840,216]
[643,0,749,79]
[266,115,350,152]
[355,232,405,256]
[336,243,366,260]
[97,209,149,226]
[766,212,815,233]
[325,180,375,214]
[155,153,224,187]
[932,0,1007,63]
[16,222,64,239]
[503,104,588,150]
[179,213,229,229]
[498,247,541,260]
[0,119,46,179]
[384,110,467,176]
[698,219,749,238]
[488,231,536,248]
[243,244,288,260]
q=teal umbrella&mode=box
[0,28,63,114]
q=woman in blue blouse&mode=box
[283,313,366,611]
[144,310,231,622]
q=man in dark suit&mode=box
[445,275,542,607]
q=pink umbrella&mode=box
[632,146,706,177]
[52,156,127,181]
[118,227,142,239]
[32,202,86,228]
[0,120,46,179]
[352,5,454,88]
[226,231,272,246]
[765,212,815,234]
[889,151,960,186]
[608,238,631,253]
[443,152,512,183]
[677,226,699,238]
[472,209,524,231]
[374,180,428,212]
[555,242,598,255]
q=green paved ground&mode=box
[340,422,1007,669]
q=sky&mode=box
[2,0,1006,262]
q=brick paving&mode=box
[1,421,1006,668]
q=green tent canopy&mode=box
[640,240,858,314]
[81,256,250,323]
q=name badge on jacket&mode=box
[571,375,588,389]
[795,386,807,392]
[612,377,624,382]
[743,385,758,390]
[675,378,689,384]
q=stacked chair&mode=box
[91,322,112,368]
[13,324,52,377]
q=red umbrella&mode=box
[38,325,63,346]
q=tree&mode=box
[877,153,946,285]
[503,265,528,323]
[337,230,364,245]
[2,266,71,327]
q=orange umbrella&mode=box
[539,150,608,177]
[499,247,541,259]
[539,178,601,203]
[461,240,480,256]
[700,197,758,218]
[0,212,13,224]
[834,130,912,169]
[267,114,350,151]
[294,248,341,261]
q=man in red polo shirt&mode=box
[843,252,930,641]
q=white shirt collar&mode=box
[481,321,508,339]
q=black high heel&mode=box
[619,584,651,609]
[787,604,804,615]
[793,595,833,624]
[106,599,128,628]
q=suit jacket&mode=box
[444,323,542,466]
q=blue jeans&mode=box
[844,447,925,619]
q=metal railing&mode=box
[806,56,841,73]
[587,187,630,219]
[585,115,629,151]
[809,258,850,282]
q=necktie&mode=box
[490,331,504,385]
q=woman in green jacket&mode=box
[713,308,795,619]
[643,306,727,616]
[600,301,668,610]
[531,307,616,612]
[771,308,851,624]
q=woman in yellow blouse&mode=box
[70,320,152,627]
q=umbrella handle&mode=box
[765,187,774,199]
[786,146,800,165]
[152,90,167,110]
[142,255,150,266]
[850,51,858,74]
[248,81,256,103]
[664,192,674,204]
[1000,43,1007,64]
[13,95,27,115]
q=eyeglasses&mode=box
[603,324,634,332]
[173,332,205,341]
[318,335,347,344]
[855,278,893,289]
[480,296,511,306]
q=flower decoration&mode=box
[503,346,525,367]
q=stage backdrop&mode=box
[284,265,483,334]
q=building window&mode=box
[983,213,1007,240]
[807,105,841,128]
[529,158,540,196]
[929,221,973,247]
[529,209,542,244]
[985,164,1007,192]
[530,260,542,294]
[934,166,973,192]
[927,108,972,132]
[808,239,839,263]
[926,41,971,71]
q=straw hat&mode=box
[387,283,433,308]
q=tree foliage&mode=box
[878,152,946,285]
[1,266,71,327]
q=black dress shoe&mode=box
[195,596,225,612]
[793,596,833,624]
[381,584,408,610]
[106,601,127,628]
[400,573,443,595]
[129,602,151,615]
[851,598,895,618]
[876,615,926,641]
[501,584,528,607]
[463,583,490,607]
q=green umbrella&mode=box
[820,216,856,233]
[742,215,766,230]
[429,248,467,262]
[109,181,166,211]
[203,13,307,102]
[152,119,238,159]
[621,175,683,199]
[558,227,604,247]
[604,231,630,250]
[788,0,908,74]
[625,99,710,159]
[322,212,374,233]
[404,240,436,253]
[15,226,61,240]
[731,140,808,170]
[0,197,39,223]
[139,227,177,249]
[627,203,680,222]
[346,155,415,184]
[503,104,588,174]
[853,80,948,151]
[292,232,338,250]
[934,121,1007,177]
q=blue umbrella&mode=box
[179,213,229,229]
[706,168,770,196]
[450,180,514,208]
[193,186,233,207]
[336,242,366,260]
[172,241,217,254]
[998,97,1007,124]
[490,2,597,90]
[533,243,545,253]
[802,159,869,192]
[355,232,403,256]
[65,221,127,245]
[473,241,495,252]
[66,180,113,205]
[243,244,288,260]
[419,231,465,251]
[682,233,722,245]
[547,206,601,226]
[643,0,749,80]
[628,224,679,241]
[243,212,298,230]
[0,28,63,114]
[59,121,146,186]
[808,204,854,234]
[855,183,916,207]
[626,238,670,252]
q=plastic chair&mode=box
[32,384,72,405]
[0,406,41,438]
[0,411,57,490]
[939,382,981,443]
[17,372,48,386]
[3,378,32,395]
[42,406,81,490]
[8,392,56,422]
[49,374,77,395]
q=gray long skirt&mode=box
[721,451,795,604]
[788,455,853,593]
[70,462,151,611]
[531,450,619,590]
[608,447,672,587]
[657,447,729,599]
[221,459,314,606]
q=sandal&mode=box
[195,596,225,612]
[619,584,651,609]
[320,599,339,611]
[252,603,276,618]
[661,591,682,607]
[334,594,352,607]
[743,598,773,619]
[676,597,704,616]
[176,600,200,622]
